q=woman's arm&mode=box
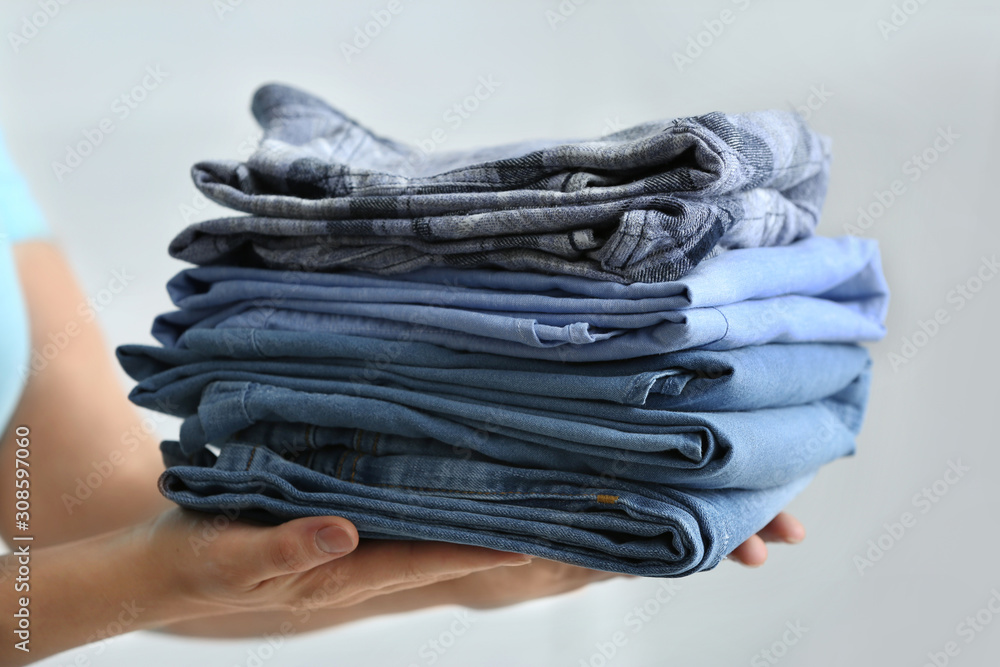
[0,241,170,547]
[0,523,197,665]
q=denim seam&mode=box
[248,328,265,358]
[700,306,731,348]
[245,446,259,471]
[624,374,656,406]
[341,479,622,502]
[236,382,255,432]
[333,452,347,479]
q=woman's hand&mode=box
[728,512,805,566]
[143,507,806,618]
[137,508,533,618]
[438,511,807,608]
[142,507,805,618]
[158,510,809,641]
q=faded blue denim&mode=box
[120,333,871,411]
[159,440,817,577]
[123,349,870,490]
[153,236,888,361]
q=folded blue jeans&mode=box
[119,333,871,412]
[158,440,817,577]
[129,356,870,489]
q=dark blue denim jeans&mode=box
[159,440,817,577]
[123,347,870,490]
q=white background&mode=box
[2,1,999,665]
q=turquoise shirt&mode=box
[0,128,50,432]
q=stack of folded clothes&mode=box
[119,84,888,577]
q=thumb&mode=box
[249,516,360,579]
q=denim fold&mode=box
[159,440,816,577]
[117,84,891,577]
[120,350,871,489]
[152,236,888,361]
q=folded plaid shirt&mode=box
[175,84,832,283]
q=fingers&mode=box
[529,559,620,586]
[298,539,532,603]
[728,534,768,567]
[249,516,360,578]
[342,540,531,588]
[757,512,805,544]
[728,513,806,567]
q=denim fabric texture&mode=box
[159,440,816,577]
[119,87,890,576]
[118,341,871,489]
[120,335,871,411]
[153,236,888,361]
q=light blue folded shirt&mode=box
[152,235,889,361]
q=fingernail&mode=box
[785,529,806,544]
[316,526,355,555]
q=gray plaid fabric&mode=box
[176,83,832,283]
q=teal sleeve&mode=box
[0,126,50,242]
[0,126,44,431]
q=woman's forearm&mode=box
[1,242,170,548]
[0,525,197,666]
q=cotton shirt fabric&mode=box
[175,83,833,283]
[153,235,888,361]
